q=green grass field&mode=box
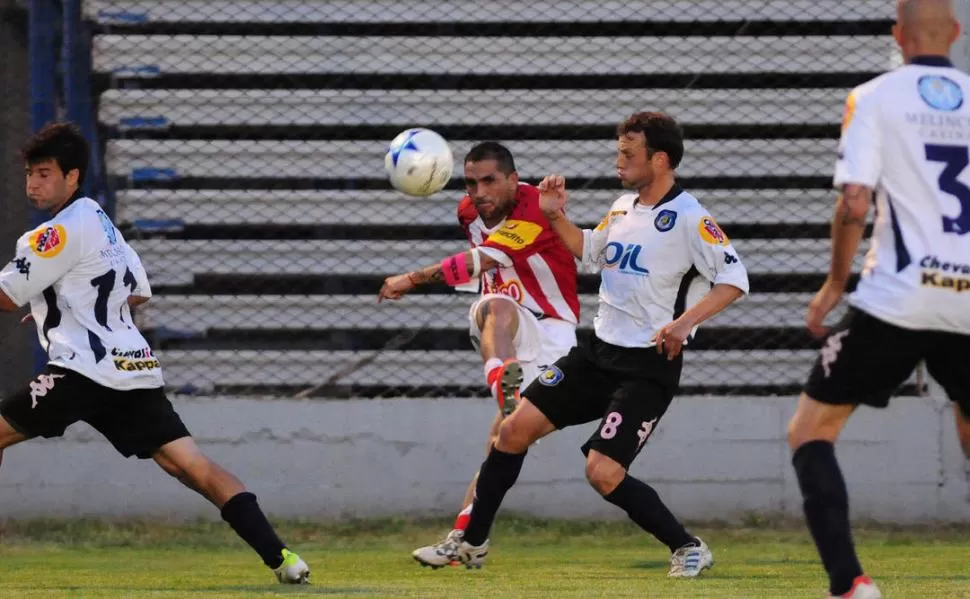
[0,518,968,598]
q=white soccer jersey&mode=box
[836,56,970,333]
[582,186,750,348]
[0,197,163,390]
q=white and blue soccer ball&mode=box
[384,128,454,197]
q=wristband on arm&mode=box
[441,250,482,286]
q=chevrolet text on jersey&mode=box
[836,56,970,333]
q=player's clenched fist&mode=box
[538,174,568,216]
[378,272,417,302]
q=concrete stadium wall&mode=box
[1,394,967,523]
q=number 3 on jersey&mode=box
[925,144,970,235]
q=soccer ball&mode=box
[384,128,454,197]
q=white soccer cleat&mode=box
[273,548,310,584]
[412,529,489,569]
[412,529,464,569]
[667,538,713,578]
[458,536,489,569]
[829,576,882,598]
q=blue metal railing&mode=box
[63,0,106,213]
[27,0,57,374]
[27,0,105,373]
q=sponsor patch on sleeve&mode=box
[28,224,67,258]
[697,216,728,246]
[841,91,857,132]
[486,219,543,250]
[594,210,627,232]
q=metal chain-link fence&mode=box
[78,0,906,399]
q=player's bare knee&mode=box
[787,394,848,450]
[478,298,518,332]
[585,452,626,496]
[787,418,828,450]
[494,415,532,453]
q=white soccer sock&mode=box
[483,357,503,382]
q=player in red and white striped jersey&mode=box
[378,142,579,557]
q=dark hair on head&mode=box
[464,141,516,175]
[617,112,684,169]
[22,122,90,186]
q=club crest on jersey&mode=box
[538,365,564,386]
[654,209,677,232]
[487,219,542,250]
[698,216,728,246]
[918,75,963,112]
[28,224,67,258]
[604,242,650,275]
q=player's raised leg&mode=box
[476,297,524,416]
[412,398,556,569]
[451,297,524,530]
[152,437,310,583]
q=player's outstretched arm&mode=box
[538,174,584,258]
[377,249,499,302]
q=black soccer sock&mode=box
[221,491,288,569]
[792,440,863,596]
[604,474,696,552]
[463,446,527,546]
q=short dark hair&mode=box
[22,122,90,186]
[464,141,516,175]
[617,112,684,169]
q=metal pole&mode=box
[27,0,58,375]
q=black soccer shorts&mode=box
[524,334,683,469]
[0,366,191,458]
[804,307,970,413]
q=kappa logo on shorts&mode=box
[28,373,64,408]
[538,365,564,386]
[820,330,850,378]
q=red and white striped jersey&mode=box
[458,183,580,324]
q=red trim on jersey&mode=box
[512,256,560,318]
[459,184,579,323]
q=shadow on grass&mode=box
[628,560,669,570]
[2,585,387,596]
